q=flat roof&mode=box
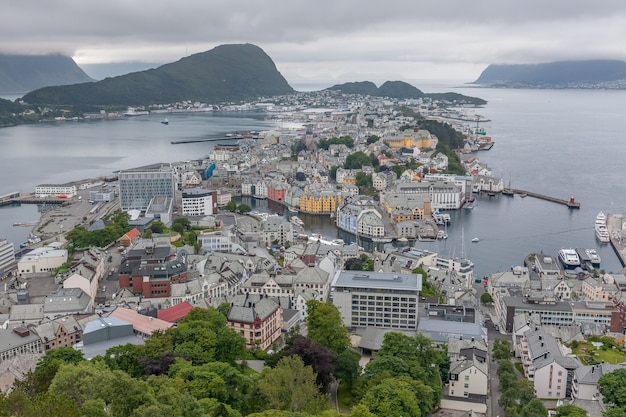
[332,271,422,291]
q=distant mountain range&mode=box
[473,60,626,88]
[0,54,94,93]
[2,44,485,109]
[327,80,486,105]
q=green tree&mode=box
[344,152,372,170]
[600,368,626,408]
[520,398,548,417]
[256,356,328,414]
[171,217,191,234]
[555,404,590,417]
[360,376,434,417]
[334,350,362,388]
[305,300,350,354]
[480,292,493,304]
[237,203,252,214]
[225,200,237,212]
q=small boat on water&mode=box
[288,206,298,213]
[437,230,448,239]
[161,118,169,125]
[471,237,480,243]
[290,216,305,227]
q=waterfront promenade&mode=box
[608,213,626,267]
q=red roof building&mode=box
[157,302,194,323]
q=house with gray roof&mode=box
[518,326,581,399]
[0,326,42,362]
[76,316,143,360]
[572,363,626,401]
[227,294,282,350]
[43,287,92,319]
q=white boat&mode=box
[437,230,448,239]
[161,118,169,125]
[558,248,581,269]
[595,224,610,243]
[288,206,298,213]
[471,237,479,243]
[596,211,607,225]
[585,248,601,267]
[290,216,304,227]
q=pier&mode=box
[171,137,241,144]
[509,189,580,209]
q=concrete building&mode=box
[571,363,626,401]
[181,188,218,216]
[17,245,68,275]
[331,270,422,331]
[0,326,42,362]
[0,239,15,277]
[34,183,77,198]
[118,164,177,212]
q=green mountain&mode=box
[327,80,423,98]
[473,60,626,87]
[327,80,486,105]
[0,54,94,93]
[22,44,294,108]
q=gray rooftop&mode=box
[332,271,422,292]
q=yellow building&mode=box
[385,129,435,149]
[300,188,344,214]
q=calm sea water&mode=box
[2,87,626,277]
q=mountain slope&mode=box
[23,44,294,107]
[473,60,626,86]
[0,54,94,93]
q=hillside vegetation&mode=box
[22,44,294,109]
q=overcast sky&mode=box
[5,0,626,87]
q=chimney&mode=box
[544,352,548,359]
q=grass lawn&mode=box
[573,342,626,365]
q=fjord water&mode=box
[0,112,277,248]
[2,87,626,277]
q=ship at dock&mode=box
[595,211,610,243]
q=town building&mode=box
[0,327,42,362]
[517,327,581,399]
[331,270,422,331]
[181,188,218,216]
[118,164,177,212]
[227,294,283,350]
[17,244,68,275]
[571,363,626,401]
[34,183,77,198]
[0,239,15,277]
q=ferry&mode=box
[558,248,581,270]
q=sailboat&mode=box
[502,174,514,196]
[160,118,169,125]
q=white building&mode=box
[34,183,77,198]
[17,246,68,275]
[181,188,217,216]
[517,327,581,399]
[448,358,488,398]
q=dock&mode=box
[510,189,580,209]
[171,137,241,144]
[608,214,626,267]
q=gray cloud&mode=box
[4,0,626,84]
